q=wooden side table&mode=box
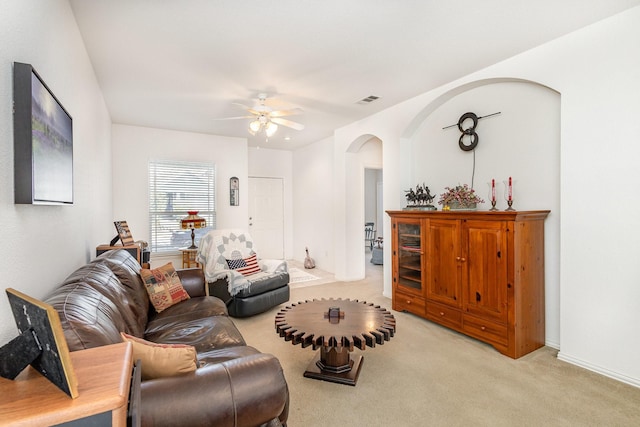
[180,248,201,268]
[0,342,135,426]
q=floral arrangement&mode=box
[438,184,484,209]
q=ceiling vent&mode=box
[356,95,380,105]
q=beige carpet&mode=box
[234,262,640,426]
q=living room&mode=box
[2,0,640,425]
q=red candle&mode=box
[508,177,512,201]
[491,179,496,202]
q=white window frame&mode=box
[148,159,216,254]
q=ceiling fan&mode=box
[216,94,304,137]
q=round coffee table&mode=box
[275,298,395,386]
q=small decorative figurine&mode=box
[404,183,436,210]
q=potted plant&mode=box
[438,184,484,210]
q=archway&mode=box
[341,134,383,281]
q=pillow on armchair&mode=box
[226,253,261,276]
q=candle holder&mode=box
[503,178,515,211]
[487,181,498,211]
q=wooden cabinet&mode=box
[388,210,549,359]
[391,220,425,316]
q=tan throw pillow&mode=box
[121,332,197,380]
[140,262,190,312]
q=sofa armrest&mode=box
[139,353,288,427]
[259,259,288,274]
[177,268,207,297]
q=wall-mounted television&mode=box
[13,62,73,205]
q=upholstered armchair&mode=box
[197,229,290,317]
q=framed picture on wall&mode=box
[230,177,239,206]
[13,62,73,205]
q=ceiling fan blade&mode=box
[212,115,254,120]
[231,102,264,116]
[231,102,252,110]
[261,97,289,108]
[271,117,305,130]
[270,107,304,118]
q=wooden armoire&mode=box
[387,210,550,359]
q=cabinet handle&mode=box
[481,326,486,331]
[406,300,411,304]
[439,312,445,316]
[455,257,467,262]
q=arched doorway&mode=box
[340,134,383,281]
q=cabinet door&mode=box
[426,219,461,308]
[393,219,423,294]
[462,220,508,323]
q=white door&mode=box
[248,177,284,259]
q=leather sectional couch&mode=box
[44,249,289,427]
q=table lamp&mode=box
[180,211,206,249]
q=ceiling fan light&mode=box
[265,121,278,137]
[249,120,261,133]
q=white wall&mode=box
[361,139,383,237]
[328,6,640,386]
[364,169,380,226]
[111,124,248,267]
[292,136,335,270]
[0,1,113,345]
[248,147,294,260]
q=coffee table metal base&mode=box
[303,349,363,386]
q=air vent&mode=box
[356,95,380,105]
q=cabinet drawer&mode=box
[462,315,508,347]
[393,289,425,316]
[426,301,462,330]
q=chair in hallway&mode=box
[365,222,376,251]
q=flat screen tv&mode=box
[13,62,73,205]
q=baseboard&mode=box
[545,339,560,350]
[557,351,640,389]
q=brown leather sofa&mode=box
[44,249,289,427]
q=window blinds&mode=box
[148,159,216,253]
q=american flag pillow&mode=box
[237,253,261,276]
[226,253,261,276]
[226,258,246,270]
